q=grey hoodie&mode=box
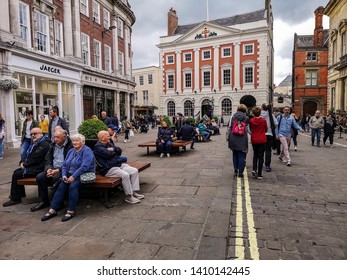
[227,111,249,153]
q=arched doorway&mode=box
[303,101,317,116]
[201,98,213,118]
[240,95,256,112]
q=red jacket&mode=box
[249,117,268,144]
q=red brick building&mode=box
[292,6,329,117]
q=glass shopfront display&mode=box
[13,73,76,136]
[82,86,115,119]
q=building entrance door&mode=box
[83,99,93,120]
[303,101,317,116]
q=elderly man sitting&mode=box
[94,130,143,204]
[3,128,50,207]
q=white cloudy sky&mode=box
[130,0,329,86]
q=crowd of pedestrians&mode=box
[227,104,340,179]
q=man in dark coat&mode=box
[3,128,50,207]
[178,119,196,149]
[48,106,69,143]
[30,128,73,212]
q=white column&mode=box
[9,0,20,36]
[115,91,120,117]
[74,83,82,125]
[32,76,36,119]
[234,43,241,90]
[112,13,119,75]
[194,48,200,92]
[124,27,130,78]
[63,0,73,57]
[176,51,181,93]
[72,0,81,58]
[0,0,10,32]
[58,81,63,113]
[126,92,130,117]
[213,45,220,91]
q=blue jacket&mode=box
[93,141,123,176]
[157,126,173,142]
[62,145,95,179]
[276,114,302,138]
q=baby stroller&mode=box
[140,123,149,133]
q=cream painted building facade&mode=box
[324,0,347,114]
[132,66,161,115]
[0,0,135,148]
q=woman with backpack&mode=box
[227,104,249,178]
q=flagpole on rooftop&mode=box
[206,0,209,21]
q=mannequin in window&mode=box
[18,107,27,136]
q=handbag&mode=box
[80,172,96,184]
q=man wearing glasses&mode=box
[3,128,50,207]
[20,110,39,161]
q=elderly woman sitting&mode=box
[41,133,95,222]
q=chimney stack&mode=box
[314,6,324,47]
[167,7,178,36]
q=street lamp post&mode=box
[210,97,214,118]
[192,98,195,118]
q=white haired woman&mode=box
[41,133,95,222]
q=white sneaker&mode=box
[166,153,170,158]
[287,161,291,166]
[124,196,140,204]
[294,146,297,151]
[160,153,164,158]
[133,192,144,199]
[124,140,127,143]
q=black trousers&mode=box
[10,168,36,201]
[36,171,61,203]
[323,132,334,145]
[265,135,273,167]
[252,143,266,177]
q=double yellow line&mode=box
[234,167,259,260]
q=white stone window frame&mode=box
[166,71,175,90]
[243,44,254,55]
[103,8,110,29]
[19,2,31,48]
[93,39,101,69]
[184,52,192,62]
[81,33,90,66]
[166,54,174,65]
[341,31,346,56]
[118,18,124,38]
[222,63,232,86]
[92,1,100,24]
[143,90,149,105]
[307,52,318,62]
[148,74,153,84]
[242,61,255,85]
[202,50,211,60]
[36,12,50,54]
[201,65,212,87]
[332,39,337,64]
[80,0,89,17]
[183,68,192,89]
[222,47,231,58]
[167,100,176,117]
[118,51,124,75]
[104,44,111,72]
[54,20,64,57]
[305,69,318,86]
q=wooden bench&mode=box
[195,134,204,142]
[17,162,151,208]
[138,140,192,155]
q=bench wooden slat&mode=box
[17,162,151,189]
[138,140,191,155]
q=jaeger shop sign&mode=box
[12,55,79,80]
